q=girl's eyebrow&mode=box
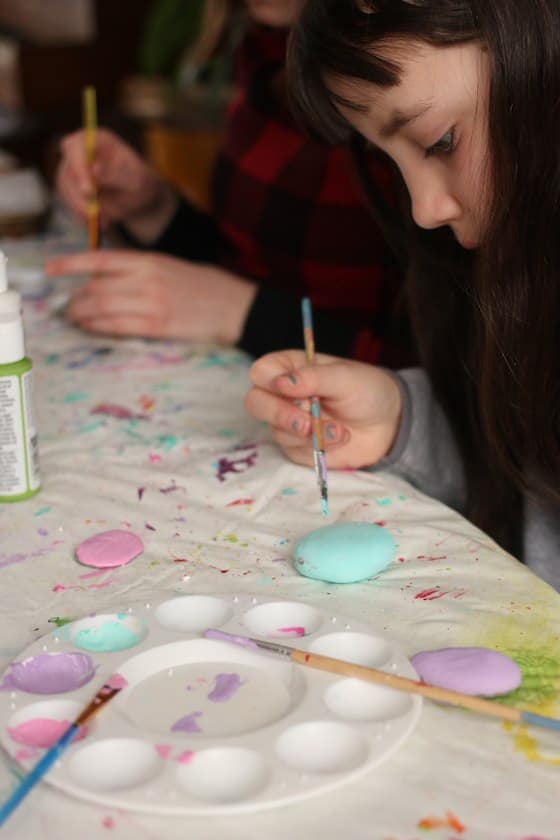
[380,101,433,138]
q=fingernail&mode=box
[285,374,298,385]
[291,417,301,433]
[325,424,337,440]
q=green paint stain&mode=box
[48,616,74,627]
[63,392,88,404]
[33,506,51,517]
[157,434,179,451]
[79,420,104,434]
[45,354,59,365]
[281,488,297,496]
[497,649,560,705]
[217,428,235,438]
[376,497,392,506]
[223,534,238,543]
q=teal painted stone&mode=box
[294,522,396,584]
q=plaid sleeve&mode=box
[117,196,222,263]
[212,26,410,367]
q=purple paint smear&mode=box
[207,673,246,703]
[91,403,148,421]
[171,711,203,733]
[0,652,96,694]
[204,629,258,650]
[215,450,258,482]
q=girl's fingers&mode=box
[245,387,347,444]
[250,350,338,389]
[245,387,312,437]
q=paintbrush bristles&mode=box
[74,684,120,727]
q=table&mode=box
[0,247,559,839]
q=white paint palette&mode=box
[0,594,422,815]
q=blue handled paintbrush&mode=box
[0,681,120,827]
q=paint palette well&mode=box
[0,594,422,815]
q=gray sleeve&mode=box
[369,368,467,512]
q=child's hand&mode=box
[56,129,177,242]
[245,351,402,469]
[45,250,257,343]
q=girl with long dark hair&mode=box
[245,0,560,590]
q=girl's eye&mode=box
[425,128,455,158]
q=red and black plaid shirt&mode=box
[154,24,409,364]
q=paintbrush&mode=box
[82,85,100,250]
[205,629,560,734]
[0,681,121,827]
[301,297,329,516]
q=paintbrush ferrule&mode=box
[253,638,294,658]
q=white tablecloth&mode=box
[0,274,559,839]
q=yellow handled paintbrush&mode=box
[82,85,99,250]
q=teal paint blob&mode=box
[73,620,141,652]
[294,522,396,584]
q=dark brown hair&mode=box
[289,0,560,554]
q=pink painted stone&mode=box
[76,530,143,569]
[411,647,522,697]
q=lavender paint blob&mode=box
[411,647,522,696]
[207,673,245,703]
[0,653,95,695]
[172,711,203,733]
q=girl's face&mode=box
[244,0,302,27]
[331,41,489,249]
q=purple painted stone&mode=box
[1,652,96,695]
[411,647,522,697]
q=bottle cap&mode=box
[0,252,25,364]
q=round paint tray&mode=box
[0,594,422,815]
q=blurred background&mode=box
[0,0,233,238]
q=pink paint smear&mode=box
[8,718,86,748]
[277,626,305,637]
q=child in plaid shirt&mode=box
[47,0,410,367]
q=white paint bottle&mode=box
[0,252,40,501]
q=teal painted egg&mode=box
[294,522,396,584]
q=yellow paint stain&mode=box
[503,720,560,766]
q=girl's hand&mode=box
[56,129,177,242]
[45,250,257,343]
[245,350,402,469]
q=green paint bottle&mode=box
[0,253,40,501]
